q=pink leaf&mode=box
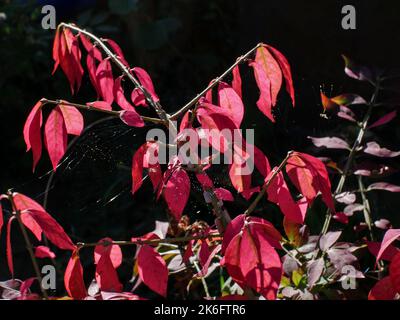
[44,106,67,171]
[199,240,211,267]
[27,209,75,251]
[364,141,400,158]
[267,45,295,106]
[114,76,135,111]
[308,136,350,150]
[231,65,242,98]
[35,246,56,259]
[132,67,159,102]
[96,58,114,104]
[119,110,144,127]
[218,82,244,127]
[64,250,87,300]
[163,168,190,220]
[196,244,221,277]
[376,229,400,261]
[137,244,168,297]
[249,60,274,122]
[368,110,397,129]
[59,104,84,136]
[367,182,400,192]
[256,46,282,106]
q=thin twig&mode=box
[76,233,221,251]
[170,43,263,120]
[244,151,293,216]
[41,98,164,125]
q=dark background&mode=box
[1,0,400,294]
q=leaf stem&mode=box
[170,43,263,120]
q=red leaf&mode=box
[131,88,147,107]
[218,82,244,127]
[214,188,234,202]
[94,238,122,269]
[367,241,400,262]
[332,212,349,224]
[21,213,42,241]
[13,192,45,211]
[222,214,246,255]
[131,142,162,194]
[389,252,400,294]
[52,27,61,74]
[26,209,75,250]
[195,172,214,189]
[231,65,242,98]
[196,244,221,277]
[132,67,159,102]
[44,106,67,171]
[106,39,129,67]
[137,244,168,297]
[86,48,101,97]
[286,152,335,212]
[199,240,211,267]
[114,76,135,111]
[59,104,84,136]
[23,100,43,171]
[267,45,295,106]
[225,223,282,299]
[96,58,114,104]
[368,110,397,129]
[79,34,102,61]
[58,29,83,94]
[376,229,400,261]
[87,100,112,111]
[255,46,282,106]
[35,246,56,259]
[6,216,16,277]
[119,110,144,127]
[229,159,251,193]
[163,168,190,220]
[95,248,123,293]
[249,60,274,122]
[64,250,87,300]
[368,276,397,300]
[267,171,308,224]
[183,241,193,264]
